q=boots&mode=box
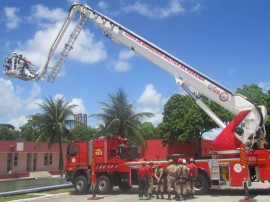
[167,194,171,200]
[161,193,165,199]
[175,195,181,201]
[156,192,160,199]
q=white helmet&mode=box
[182,159,186,164]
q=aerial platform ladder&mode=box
[45,14,87,82]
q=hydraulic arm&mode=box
[3,3,268,150]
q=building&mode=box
[0,138,212,180]
[0,141,68,179]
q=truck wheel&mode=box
[195,174,209,195]
[96,176,112,194]
[74,175,90,194]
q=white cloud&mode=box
[4,7,21,30]
[137,84,166,106]
[0,78,43,129]
[0,79,21,118]
[70,98,87,114]
[124,0,185,19]
[29,4,66,25]
[54,95,87,115]
[110,49,135,72]
[16,5,107,75]
[137,84,167,126]
[97,1,109,10]
[191,3,202,12]
[203,128,222,140]
[8,115,28,130]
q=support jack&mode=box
[238,182,256,202]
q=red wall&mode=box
[142,139,213,160]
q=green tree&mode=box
[68,125,98,141]
[92,88,153,146]
[139,122,157,140]
[20,114,46,141]
[30,96,77,177]
[236,84,269,148]
[158,94,233,156]
[0,124,20,140]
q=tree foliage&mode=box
[20,114,46,141]
[92,88,153,146]
[236,84,270,147]
[30,96,77,176]
[139,122,157,140]
[68,125,98,141]
[0,124,20,140]
[158,93,233,156]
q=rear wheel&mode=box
[95,176,112,194]
[195,174,209,195]
[74,175,90,194]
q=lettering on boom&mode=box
[124,32,205,82]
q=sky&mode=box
[0,0,270,140]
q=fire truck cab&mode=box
[65,135,141,194]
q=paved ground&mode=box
[11,186,270,202]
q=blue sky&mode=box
[0,0,270,139]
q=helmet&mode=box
[189,158,195,163]
[142,161,146,165]
[168,159,173,164]
[182,159,187,164]
[149,161,154,165]
[157,162,162,167]
[177,158,183,163]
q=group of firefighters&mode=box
[138,158,198,201]
[3,52,36,79]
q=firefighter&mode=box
[146,161,155,199]
[154,162,165,199]
[188,158,198,199]
[165,159,178,200]
[138,161,150,200]
[175,158,189,201]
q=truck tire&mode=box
[74,175,90,194]
[95,176,112,194]
[195,174,209,195]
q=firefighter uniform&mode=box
[154,163,165,199]
[165,159,178,200]
[175,158,189,201]
[138,161,150,200]
[146,161,155,199]
[188,158,198,198]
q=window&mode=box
[14,153,18,166]
[26,153,31,172]
[68,145,78,157]
[44,153,53,165]
[7,153,12,173]
[33,153,37,171]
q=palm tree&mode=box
[92,88,153,146]
[32,96,77,177]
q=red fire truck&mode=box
[65,135,142,194]
[4,2,270,196]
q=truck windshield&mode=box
[67,144,78,157]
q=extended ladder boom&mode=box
[4,3,268,150]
